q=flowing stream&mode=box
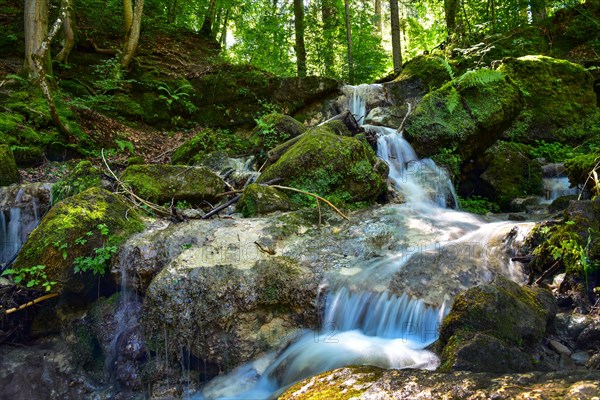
[190,85,533,399]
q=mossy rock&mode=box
[499,55,597,143]
[13,187,144,295]
[0,145,20,186]
[171,129,219,165]
[479,142,543,210]
[394,55,453,92]
[11,146,43,166]
[237,184,296,217]
[249,113,306,162]
[403,73,523,161]
[438,276,556,372]
[565,152,600,190]
[257,125,387,207]
[51,160,103,204]
[121,164,225,204]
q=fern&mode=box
[457,68,505,90]
[437,57,455,80]
[446,86,460,114]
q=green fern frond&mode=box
[437,57,455,80]
[446,86,460,114]
[457,68,504,90]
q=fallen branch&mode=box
[101,149,171,217]
[3,293,59,315]
[534,260,561,286]
[270,185,349,221]
[202,195,241,219]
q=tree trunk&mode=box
[344,0,354,84]
[530,0,546,23]
[321,0,336,76]
[444,0,459,37]
[55,0,75,64]
[123,0,133,42]
[24,0,49,78]
[121,0,144,69]
[167,0,178,24]
[201,0,217,36]
[33,5,71,137]
[390,0,402,73]
[294,0,307,77]
[218,9,229,47]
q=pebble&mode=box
[571,351,590,365]
[549,339,572,356]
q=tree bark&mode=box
[201,0,217,36]
[390,0,402,73]
[120,0,144,69]
[344,0,354,84]
[294,0,307,77]
[218,9,229,47]
[55,0,75,64]
[167,0,178,24]
[530,0,546,23]
[321,0,336,76]
[32,5,71,137]
[444,0,459,37]
[374,0,382,34]
[24,0,49,78]
[123,0,133,42]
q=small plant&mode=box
[73,224,118,276]
[157,82,197,114]
[115,139,135,154]
[459,195,501,215]
[529,140,575,163]
[1,265,57,292]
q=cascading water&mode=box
[0,183,52,266]
[189,85,534,399]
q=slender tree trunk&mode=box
[530,0,546,23]
[444,0,459,37]
[33,5,71,136]
[390,0,402,73]
[321,0,336,76]
[218,9,229,47]
[294,0,307,77]
[55,0,75,64]
[24,0,49,78]
[201,0,217,36]
[123,0,133,42]
[374,0,382,34]
[121,0,144,69]
[344,0,354,84]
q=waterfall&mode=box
[542,177,578,202]
[194,288,444,400]
[0,183,52,266]
[343,85,458,208]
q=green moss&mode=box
[121,164,225,204]
[237,184,295,217]
[0,144,21,186]
[52,160,103,203]
[565,153,600,190]
[13,187,144,294]
[257,125,386,207]
[171,129,219,165]
[249,113,306,162]
[394,55,453,92]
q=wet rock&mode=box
[588,353,600,370]
[549,339,572,356]
[568,313,595,339]
[571,351,590,365]
[0,145,21,186]
[121,164,226,204]
[577,321,600,350]
[438,276,556,372]
[280,366,600,399]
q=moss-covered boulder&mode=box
[13,187,144,295]
[479,142,543,210]
[249,113,306,162]
[121,164,225,204]
[0,145,20,186]
[257,125,387,206]
[393,55,453,93]
[565,152,600,191]
[171,129,220,165]
[403,72,523,162]
[438,276,556,372]
[143,256,321,372]
[237,184,296,217]
[499,55,597,143]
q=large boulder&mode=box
[12,187,144,295]
[499,55,597,143]
[121,164,225,204]
[403,71,523,162]
[143,256,321,372]
[279,366,600,399]
[237,184,296,217]
[0,145,20,186]
[437,276,557,372]
[257,125,387,206]
[249,113,307,162]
